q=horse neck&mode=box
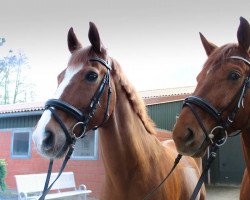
[98,83,163,188]
[241,132,250,171]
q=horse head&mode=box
[173,17,250,157]
[33,22,116,159]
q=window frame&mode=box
[71,129,99,160]
[11,128,32,159]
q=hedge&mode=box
[0,159,7,191]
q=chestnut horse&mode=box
[173,17,250,200]
[33,22,204,200]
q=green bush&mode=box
[0,159,7,191]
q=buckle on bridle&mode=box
[209,126,228,146]
[72,122,87,139]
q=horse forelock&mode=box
[197,43,240,81]
[110,58,157,135]
[204,43,239,70]
[67,46,108,68]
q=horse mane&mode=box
[110,58,157,135]
[68,46,107,67]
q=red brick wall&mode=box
[0,129,172,198]
[0,130,104,198]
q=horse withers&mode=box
[33,22,204,199]
[172,17,250,200]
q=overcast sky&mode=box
[0,0,250,101]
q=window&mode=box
[72,129,98,160]
[11,129,31,158]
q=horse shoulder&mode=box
[162,139,201,170]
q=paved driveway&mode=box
[206,185,240,200]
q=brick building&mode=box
[0,87,193,198]
[2,86,243,198]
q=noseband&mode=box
[183,56,250,146]
[39,57,112,200]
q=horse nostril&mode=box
[184,128,195,146]
[42,130,55,150]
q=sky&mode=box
[0,0,250,102]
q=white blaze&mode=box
[33,65,82,145]
[54,66,82,98]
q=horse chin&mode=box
[177,140,208,158]
[190,141,209,158]
[178,148,207,158]
[192,149,207,158]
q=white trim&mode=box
[11,128,32,159]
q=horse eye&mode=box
[85,71,98,82]
[228,71,240,81]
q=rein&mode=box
[190,145,218,200]
[184,55,250,200]
[143,154,182,200]
[38,57,112,200]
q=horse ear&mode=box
[88,22,102,53]
[199,32,218,56]
[237,17,250,53]
[68,27,82,53]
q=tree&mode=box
[0,38,5,47]
[0,37,6,73]
[0,45,35,104]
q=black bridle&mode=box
[46,57,112,140]
[39,57,112,200]
[183,55,250,200]
[184,56,250,146]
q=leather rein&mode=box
[39,57,112,200]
